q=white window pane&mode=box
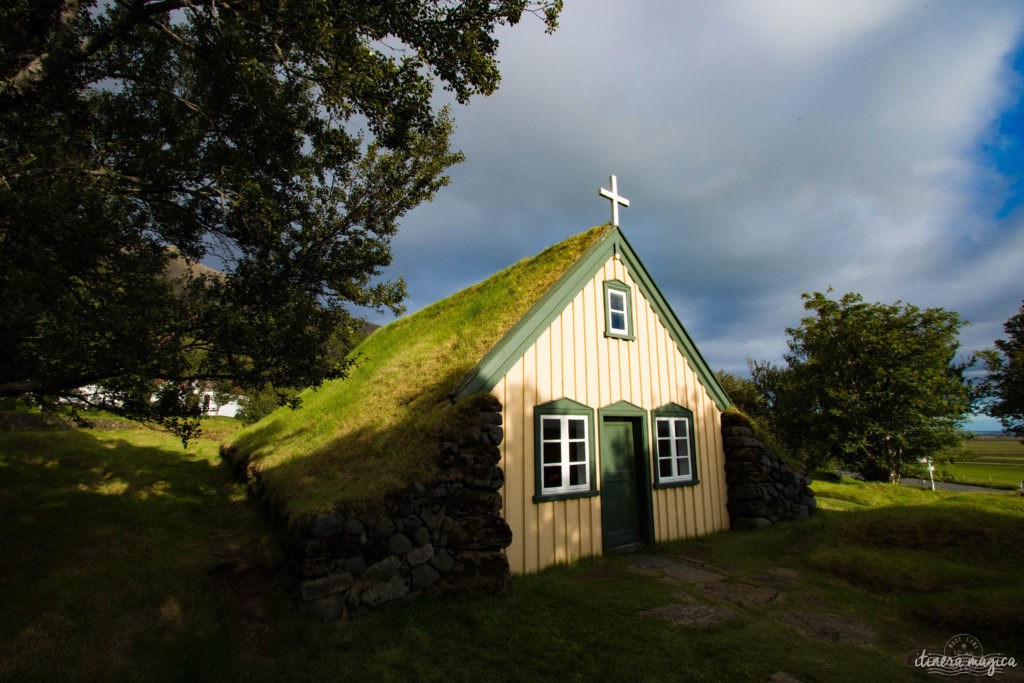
[677,457,690,478]
[659,459,673,477]
[542,417,560,441]
[568,441,586,462]
[543,466,562,489]
[567,418,585,439]
[569,464,586,486]
[609,291,626,312]
[657,438,672,460]
[543,442,561,464]
[610,312,626,331]
[656,419,669,437]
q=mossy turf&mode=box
[226,225,611,527]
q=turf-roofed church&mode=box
[226,212,734,613]
[454,224,732,571]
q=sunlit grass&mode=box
[939,438,1024,489]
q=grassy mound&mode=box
[810,479,1024,642]
[225,225,611,526]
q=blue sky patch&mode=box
[982,37,1024,219]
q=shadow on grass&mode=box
[0,429,279,680]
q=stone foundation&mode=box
[720,412,816,530]
[224,394,512,619]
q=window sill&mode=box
[653,478,700,490]
[533,488,600,503]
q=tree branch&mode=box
[0,0,238,96]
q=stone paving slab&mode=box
[749,567,803,587]
[701,581,780,609]
[662,563,725,583]
[769,567,802,580]
[779,611,875,647]
[641,603,735,628]
[628,554,674,568]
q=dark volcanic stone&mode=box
[345,555,366,576]
[363,555,401,582]
[406,543,434,567]
[309,513,343,537]
[359,575,409,606]
[411,526,431,547]
[411,563,441,590]
[388,533,413,555]
[430,549,456,574]
[301,572,354,600]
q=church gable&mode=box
[489,244,731,574]
[453,226,730,412]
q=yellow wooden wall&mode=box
[491,254,729,574]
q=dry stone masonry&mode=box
[720,412,816,530]
[224,394,512,619]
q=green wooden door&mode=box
[600,417,642,549]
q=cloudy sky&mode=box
[366,1,1024,430]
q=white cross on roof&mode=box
[598,174,630,227]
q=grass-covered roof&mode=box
[226,225,612,525]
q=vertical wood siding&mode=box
[493,254,728,574]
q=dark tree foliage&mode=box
[715,369,766,420]
[752,291,971,482]
[978,300,1024,442]
[0,0,561,439]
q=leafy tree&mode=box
[977,300,1024,441]
[0,0,562,438]
[715,369,766,419]
[236,382,293,425]
[756,291,971,482]
[747,358,816,462]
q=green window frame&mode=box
[603,279,635,340]
[651,403,700,488]
[533,398,599,502]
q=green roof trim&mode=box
[452,226,733,412]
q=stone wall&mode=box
[226,394,512,619]
[720,412,816,530]
[0,413,75,431]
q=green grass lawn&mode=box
[939,437,1024,489]
[2,425,1022,681]
[0,420,283,680]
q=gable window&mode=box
[603,279,635,340]
[533,399,599,502]
[652,404,699,488]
